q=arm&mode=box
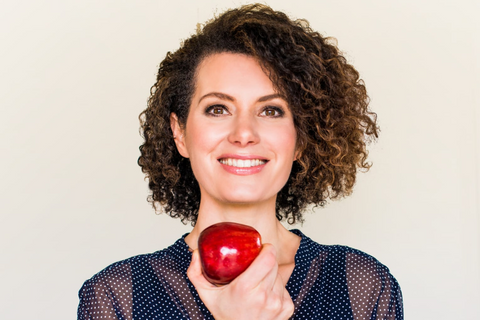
[77,264,133,320]
[346,252,403,320]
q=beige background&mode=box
[1,0,479,319]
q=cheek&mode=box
[184,121,228,172]
[186,123,219,154]
[272,125,297,157]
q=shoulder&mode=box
[79,235,191,296]
[291,230,403,318]
[290,229,401,295]
[291,229,395,274]
[78,235,194,319]
[78,250,159,307]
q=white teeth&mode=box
[220,158,266,167]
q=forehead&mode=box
[194,53,274,92]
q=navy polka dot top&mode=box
[78,230,403,319]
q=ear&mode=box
[170,113,189,158]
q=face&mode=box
[171,53,297,207]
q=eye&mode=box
[260,106,285,118]
[205,104,229,116]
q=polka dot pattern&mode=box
[78,230,403,319]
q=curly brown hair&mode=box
[138,3,378,225]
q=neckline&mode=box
[176,228,310,272]
[178,228,306,252]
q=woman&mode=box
[78,4,403,319]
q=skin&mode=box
[171,53,300,319]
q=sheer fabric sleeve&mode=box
[77,263,133,320]
[346,251,403,320]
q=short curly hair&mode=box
[138,3,378,225]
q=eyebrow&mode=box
[258,93,285,102]
[198,92,234,104]
[198,92,285,104]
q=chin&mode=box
[219,190,276,205]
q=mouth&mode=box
[218,158,268,168]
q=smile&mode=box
[219,158,267,168]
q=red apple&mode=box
[198,222,262,285]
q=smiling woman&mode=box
[171,53,298,207]
[77,3,403,319]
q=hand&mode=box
[187,244,294,320]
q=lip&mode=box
[217,154,269,175]
[217,154,269,161]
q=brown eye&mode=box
[213,107,224,114]
[264,109,276,116]
[206,105,228,116]
[260,106,284,118]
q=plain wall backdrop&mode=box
[1,0,479,319]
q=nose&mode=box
[227,113,260,147]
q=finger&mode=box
[262,276,293,318]
[187,249,217,289]
[259,252,280,292]
[235,243,277,290]
[280,288,295,319]
[271,270,287,296]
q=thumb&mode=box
[187,249,217,289]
